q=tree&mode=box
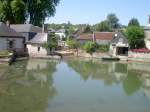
[43,33,58,52]
[0,0,60,26]
[27,0,60,26]
[11,0,26,24]
[125,26,145,49]
[128,18,140,27]
[96,20,112,32]
[0,0,14,23]
[83,25,92,34]
[107,13,120,29]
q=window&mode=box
[38,47,40,52]
[8,40,14,49]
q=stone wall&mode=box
[128,51,150,59]
[75,50,108,58]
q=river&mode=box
[0,58,150,112]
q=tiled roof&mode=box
[110,32,128,44]
[94,32,115,40]
[0,22,23,37]
[77,34,93,40]
[27,33,47,44]
[10,24,42,33]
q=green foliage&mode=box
[0,0,60,26]
[0,0,14,23]
[128,18,140,27]
[28,0,60,26]
[83,41,97,54]
[96,45,109,52]
[43,33,58,51]
[107,13,120,29]
[96,20,112,32]
[66,39,80,49]
[11,0,26,24]
[93,13,120,32]
[82,25,93,34]
[125,26,145,49]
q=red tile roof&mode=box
[94,32,115,40]
[77,34,93,40]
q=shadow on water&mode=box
[0,59,59,112]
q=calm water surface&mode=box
[0,58,150,112]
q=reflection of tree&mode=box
[0,59,58,112]
[123,71,142,96]
[67,59,125,86]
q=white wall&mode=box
[144,30,150,49]
[96,40,110,45]
[27,44,47,57]
[0,37,24,51]
[55,32,66,39]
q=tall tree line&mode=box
[0,0,60,26]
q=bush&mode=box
[97,45,109,52]
[66,39,80,49]
[83,41,97,54]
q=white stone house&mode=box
[55,29,66,40]
[109,32,129,57]
[144,17,150,49]
[0,22,25,53]
[10,24,42,42]
[26,33,49,57]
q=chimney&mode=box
[42,24,45,33]
[93,32,95,42]
[149,15,150,24]
[6,20,10,27]
[42,24,48,33]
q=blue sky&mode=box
[45,0,150,25]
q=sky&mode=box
[45,0,150,26]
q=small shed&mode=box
[109,32,129,57]
[27,33,48,57]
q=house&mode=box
[55,29,66,40]
[0,22,25,53]
[77,32,115,45]
[26,33,49,57]
[10,24,42,42]
[144,16,150,49]
[109,32,129,57]
[11,24,51,57]
[93,32,115,45]
[76,34,93,44]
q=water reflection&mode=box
[0,59,58,112]
[0,58,150,112]
[67,58,150,97]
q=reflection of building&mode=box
[0,59,58,112]
[26,59,58,85]
[141,74,150,99]
[128,63,150,73]
[109,62,128,82]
